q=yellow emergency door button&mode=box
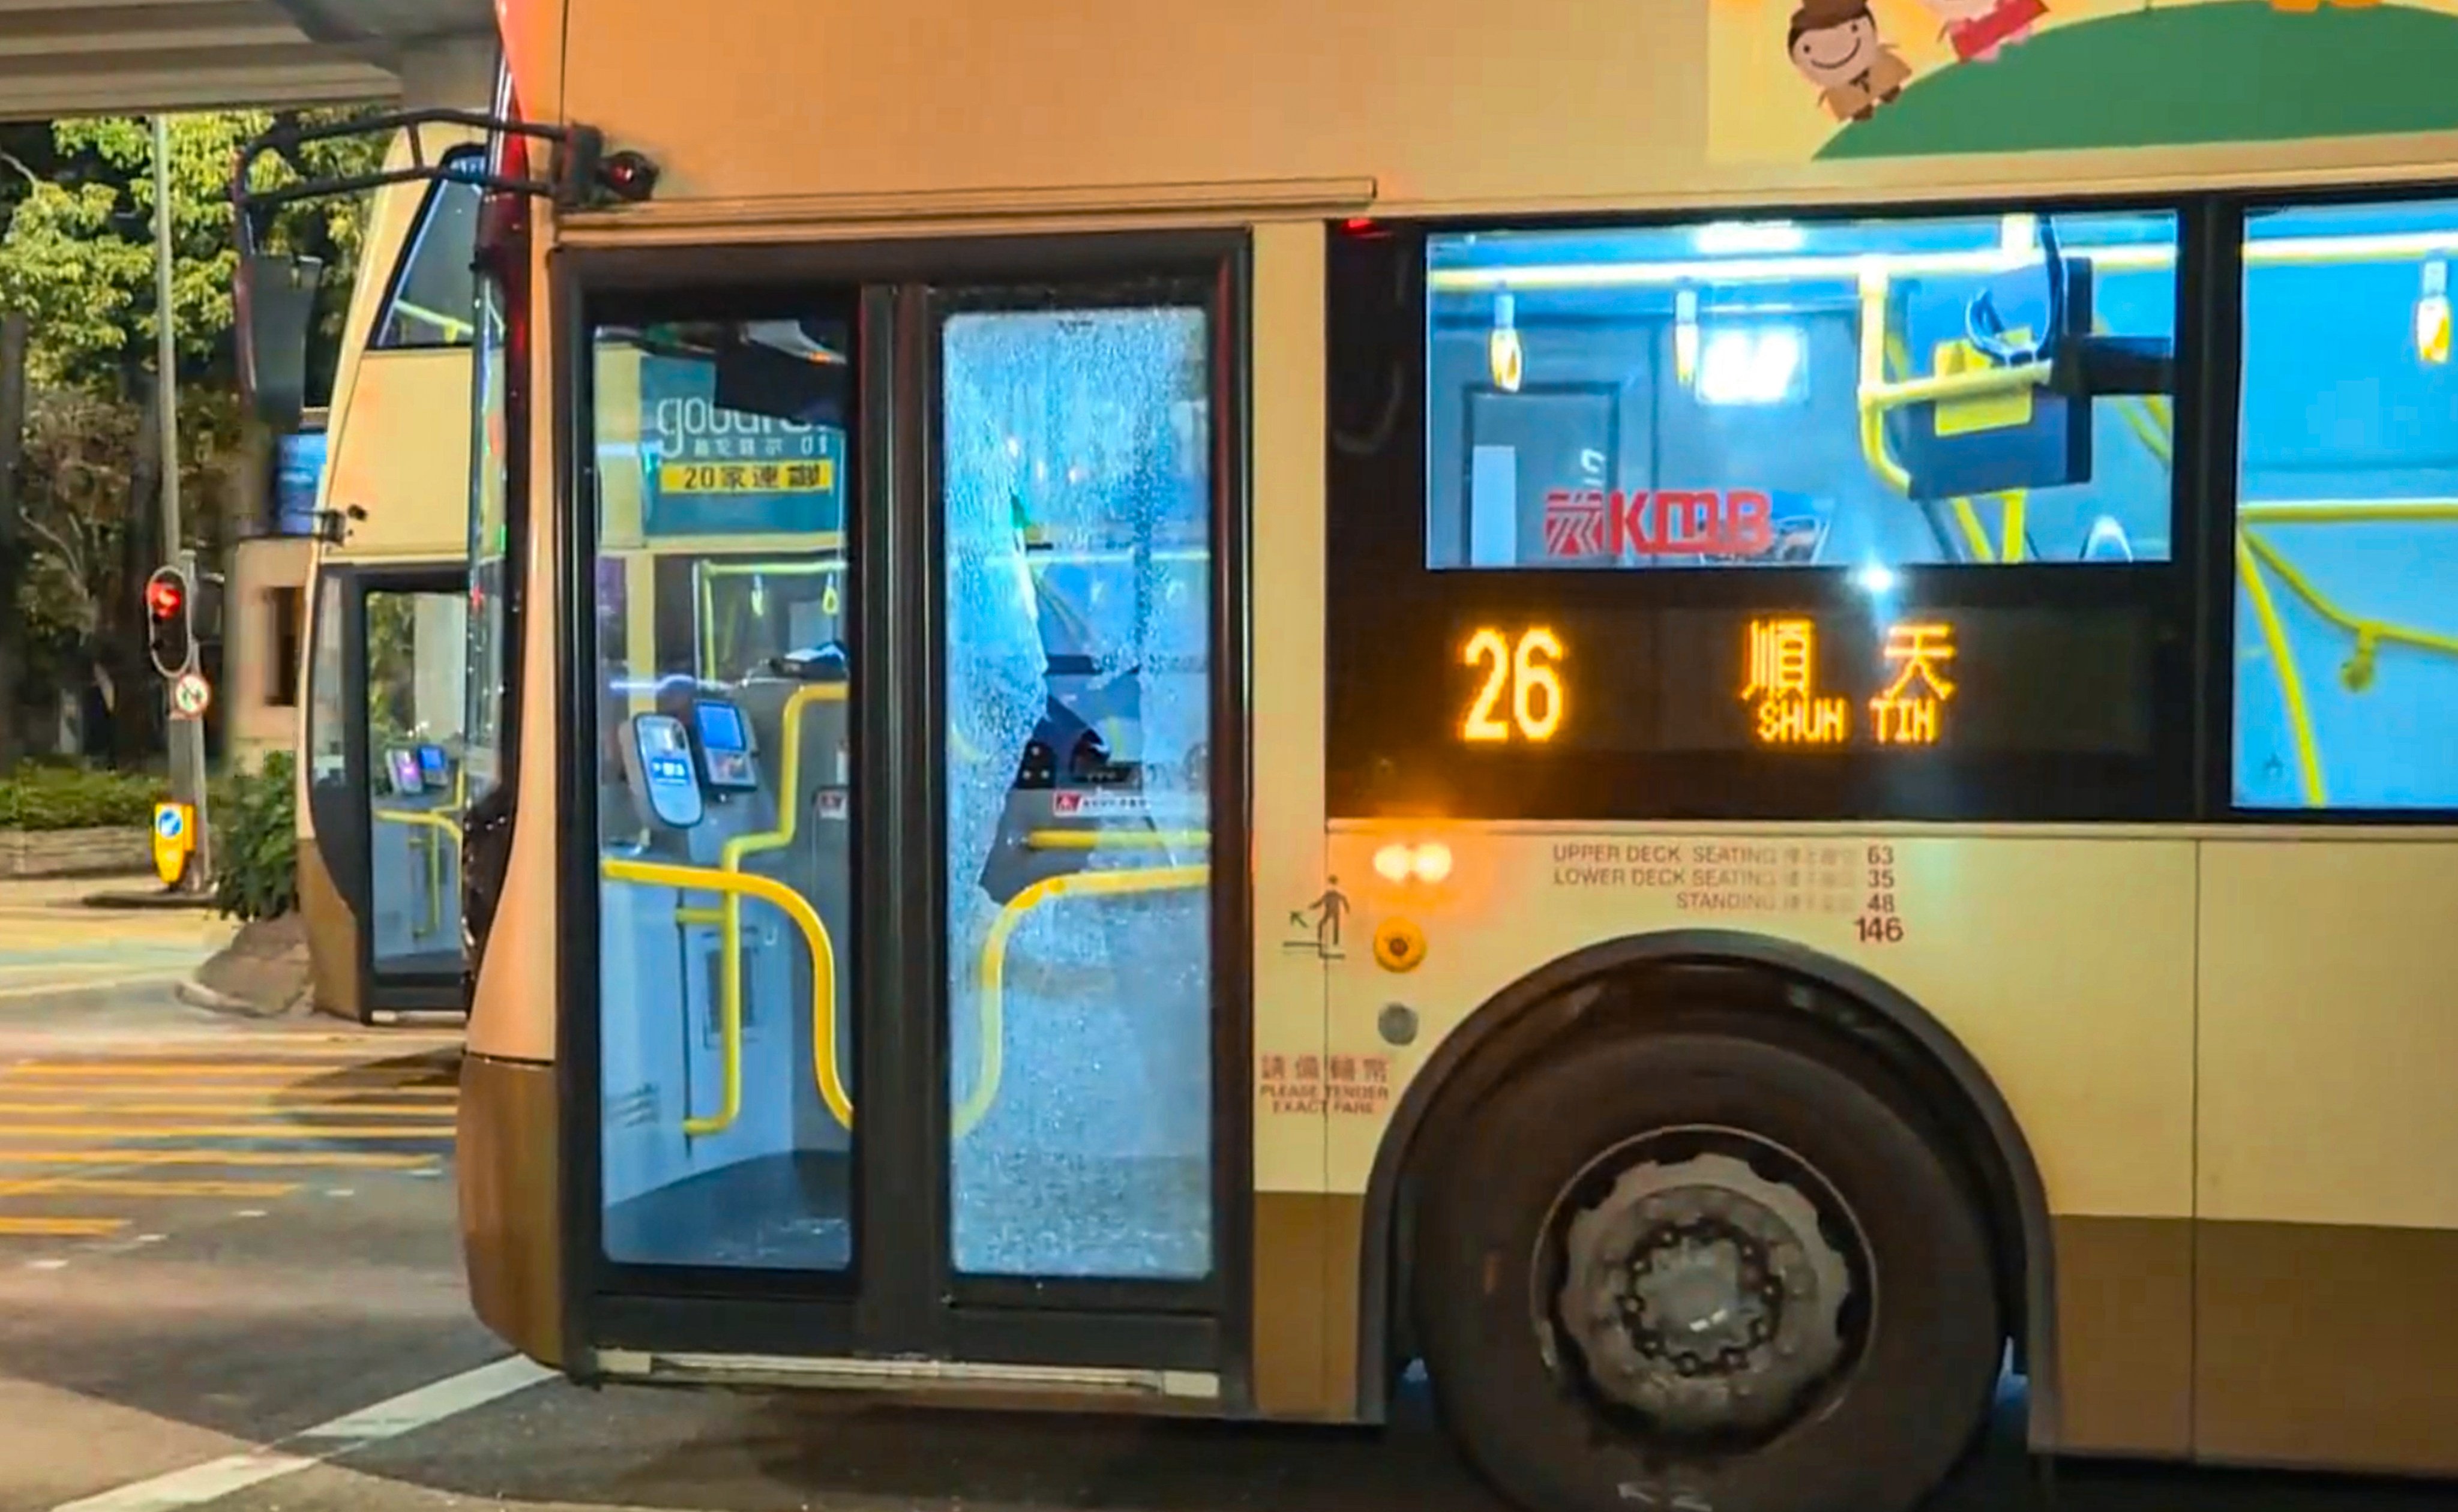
[1374,917,1427,973]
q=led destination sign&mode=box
[1453,605,2155,757]
[1743,617,1956,746]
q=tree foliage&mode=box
[14,384,247,693]
[0,108,391,759]
[0,109,384,390]
[211,748,298,920]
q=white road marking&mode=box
[52,1454,317,1512]
[47,1354,554,1512]
[292,1358,550,1444]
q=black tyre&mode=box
[1413,1020,2000,1512]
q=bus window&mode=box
[307,572,347,787]
[1425,210,2180,570]
[266,585,302,709]
[1329,217,2198,826]
[694,560,846,683]
[364,589,467,976]
[371,164,481,350]
[587,309,858,1274]
[940,301,1215,1281]
[2235,196,2458,811]
[464,275,510,802]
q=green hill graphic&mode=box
[1819,1,2458,159]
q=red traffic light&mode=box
[145,566,194,678]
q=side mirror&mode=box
[235,252,325,431]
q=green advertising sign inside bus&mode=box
[639,355,846,537]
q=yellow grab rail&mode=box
[2235,535,2326,806]
[1856,279,1917,494]
[712,685,850,1127]
[389,298,476,342]
[600,856,849,1135]
[1429,225,2458,296]
[719,685,845,881]
[371,808,464,845]
[371,808,463,941]
[2235,515,2458,809]
[1022,829,1209,851]
[694,559,847,684]
[1857,274,2047,566]
[954,863,1209,1139]
[2241,499,2458,525]
[1840,260,2458,811]
[2084,386,2458,809]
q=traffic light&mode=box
[190,570,226,647]
[146,565,193,678]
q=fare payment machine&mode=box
[599,660,856,1270]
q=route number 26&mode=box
[1461,626,1566,743]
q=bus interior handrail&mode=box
[370,806,463,942]
[600,856,846,1135]
[957,862,1210,1139]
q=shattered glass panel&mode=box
[940,303,1215,1281]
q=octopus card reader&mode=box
[633,713,705,829]
[693,698,760,792]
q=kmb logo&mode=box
[1542,488,1774,558]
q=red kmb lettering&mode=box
[1542,488,1778,558]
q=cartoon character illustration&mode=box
[1921,0,2049,62]
[1788,0,1914,123]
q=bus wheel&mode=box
[1413,1024,1999,1512]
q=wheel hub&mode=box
[1626,1224,1770,1364]
[1555,1150,1853,1436]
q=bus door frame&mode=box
[550,229,1257,1398]
[314,559,471,1020]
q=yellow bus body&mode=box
[293,124,482,1021]
[453,1,2458,1500]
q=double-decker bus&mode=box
[236,2,2458,1509]
[250,120,486,1021]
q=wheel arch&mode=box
[1352,927,2060,1446]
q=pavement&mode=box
[0,875,230,1020]
[1,880,2453,1512]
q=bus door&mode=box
[302,560,469,1021]
[575,242,1242,1386]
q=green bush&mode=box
[0,764,167,831]
[211,751,298,922]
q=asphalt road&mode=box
[2,888,2454,1512]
